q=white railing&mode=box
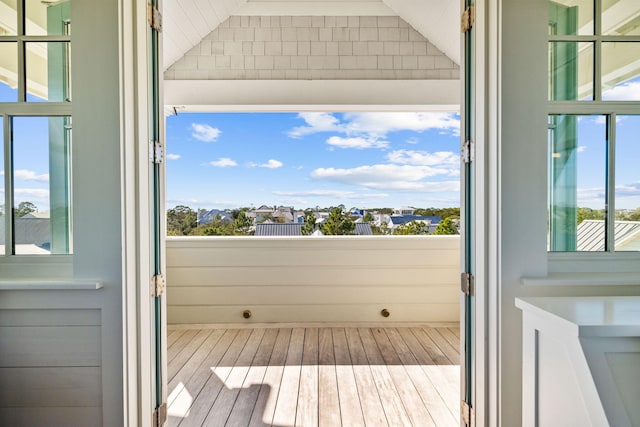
[166,235,460,324]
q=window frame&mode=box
[548,0,640,266]
[0,0,72,257]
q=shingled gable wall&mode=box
[164,15,459,80]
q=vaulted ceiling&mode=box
[162,0,460,71]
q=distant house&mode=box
[577,220,640,251]
[388,215,441,233]
[393,206,416,215]
[197,209,232,224]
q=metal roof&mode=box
[576,220,640,251]
[389,215,441,225]
[255,223,303,236]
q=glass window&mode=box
[601,43,640,101]
[26,42,71,102]
[25,0,70,36]
[0,43,18,102]
[549,42,594,101]
[615,115,640,250]
[549,0,594,36]
[549,115,607,251]
[12,116,72,255]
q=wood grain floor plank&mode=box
[226,328,279,427]
[401,328,460,421]
[272,328,305,427]
[423,327,459,365]
[168,329,213,384]
[167,328,184,348]
[439,328,461,358]
[410,328,450,366]
[168,329,197,359]
[248,328,292,427]
[358,328,412,427]
[332,328,365,427]
[167,326,461,427]
[371,328,436,427]
[168,329,239,426]
[178,329,252,427]
[318,328,341,427]
[345,328,388,427]
[296,328,319,427]
[389,328,457,427]
[202,328,266,427]
[168,329,225,402]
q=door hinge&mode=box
[151,274,165,297]
[462,139,474,163]
[150,140,164,164]
[147,3,163,32]
[461,4,475,33]
[461,400,475,427]
[461,272,475,296]
[153,402,167,427]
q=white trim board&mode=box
[164,79,460,112]
[235,0,396,16]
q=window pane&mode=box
[0,43,18,102]
[602,1,640,35]
[26,42,71,102]
[0,118,4,255]
[12,116,72,255]
[549,115,606,251]
[601,43,640,101]
[549,0,593,36]
[615,115,640,251]
[549,42,594,101]
[25,0,71,36]
[0,1,17,36]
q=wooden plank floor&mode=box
[167,326,460,427]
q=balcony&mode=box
[166,235,461,426]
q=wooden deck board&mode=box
[168,325,460,427]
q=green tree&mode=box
[394,220,429,235]
[621,208,640,221]
[233,211,254,235]
[320,207,355,235]
[301,209,317,235]
[199,214,233,236]
[166,205,197,236]
[433,217,459,235]
[576,207,605,224]
[363,211,374,223]
[15,201,38,217]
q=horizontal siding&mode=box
[168,303,459,324]
[167,236,460,324]
[0,407,101,427]
[0,309,101,427]
[0,367,101,407]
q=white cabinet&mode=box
[516,297,640,427]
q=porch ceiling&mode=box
[162,0,461,71]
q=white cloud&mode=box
[326,136,389,149]
[15,188,49,198]
[602,81,640,101]
[246,162,258,168]
[191,123,221,142]
[166,153,181,160]
[288,112,460,140]
[260,159,283,169]
[209,157,237,167]
[310,164,459,192]
[342,112,460,137]
[387,149,459,166]
[577,146,587,153]
[288,113,342,138]
[273,189,388,199]
[8,169,49,182]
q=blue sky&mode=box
[165,112,462,210]
[1,80,639,213]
